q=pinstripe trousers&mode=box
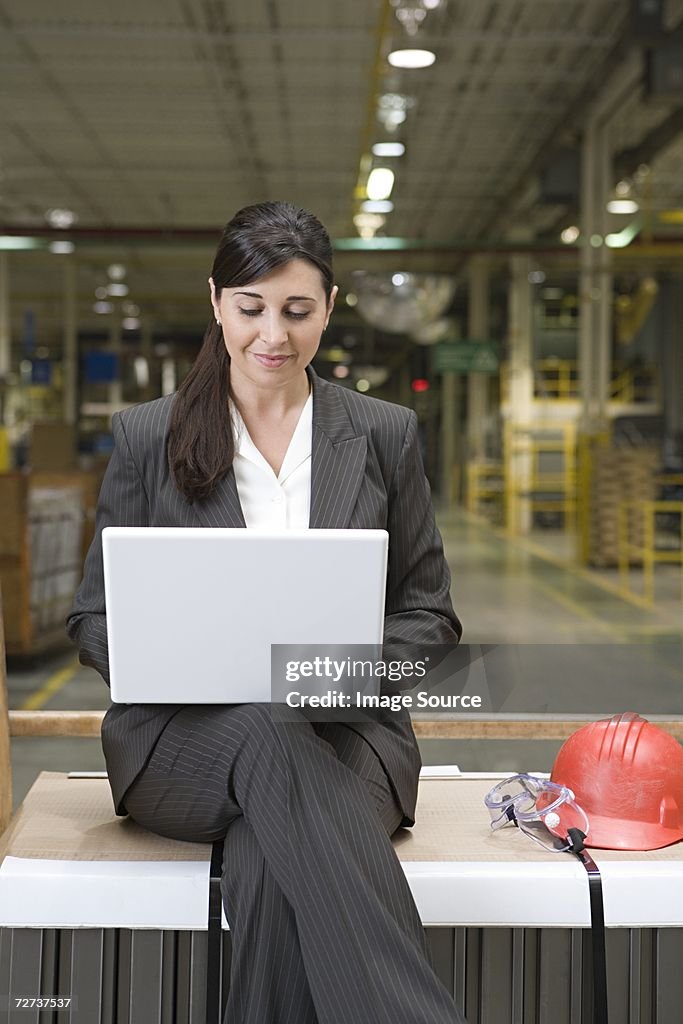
[119,704,467,1024]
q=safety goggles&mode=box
[484,774,589,853]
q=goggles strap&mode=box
[574,845,609,1024]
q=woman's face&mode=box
[210,259,337,394]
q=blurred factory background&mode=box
[1,0,683,805]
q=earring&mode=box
[216,318,221,325]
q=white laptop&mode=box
[102,527,388,704]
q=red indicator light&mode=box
[411,378,430,393]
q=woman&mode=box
[67,201,466,1024]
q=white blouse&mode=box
[230,393,312,529]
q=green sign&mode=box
[432,340,499,374]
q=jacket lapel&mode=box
[309,370,367,529]
[192,467,246,528]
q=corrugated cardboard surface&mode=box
[1,773,209,862]
[2,772,683,865]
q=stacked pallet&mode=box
[588,447,658,567]
[0,471,102,655]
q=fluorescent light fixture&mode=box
[361,200,394,213]
[372,142,405,157]
[561,225,580,244]
[605,220,640,248]
[107,283,129,297]
[353,212,385,231]
[122,317,140,330]
[93,301,114,314]
[133,356,149,388]
[388,49,436,69]
[46,208,77,229]
[366,167,395,201]
[0,236,42,250]
[423,0,442,7]
[49,240,75,254]
[606,199,639,214]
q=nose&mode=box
[259,310,289,346]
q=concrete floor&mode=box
[6,510,682,812]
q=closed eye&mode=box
[238,308,311,320]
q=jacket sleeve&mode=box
[66,412,150,685]
[383,410,462,653]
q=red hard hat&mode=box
[551,712,683,851]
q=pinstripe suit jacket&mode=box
[67,367,461,827]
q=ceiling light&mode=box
[561,225,580,244]
[605,221,641,248]
[123,302,140,316]
[0,236,42,250]
[333,365,350,379]
[107,283,129,297]
[107,263,126,280]
[361,200,394,213]
[606,199,639,214]
[356,379,371,392]
[615,180,632,196]
[95,286,108,300]
[93,301,113,314]
[353,212,386,232]
[377,93,414,132]
[46,208,77,229]
[122,317,140,330]
[48,240,74,254]
[372,142,405,157]
[133,357,149,388]
[366,168,395,201]
[422,0,442,8]
[590,234,604,247]
[388,49,436,69]
[392,273,408,286]
[345,293,358,307]
[528,270,546,284]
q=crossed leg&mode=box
[121,705,466,1024]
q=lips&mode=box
[251,353,291,368]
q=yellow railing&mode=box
[466,462,504,520]
[504,421,577,535]
[499,360,659,404]
[618,501,683,604]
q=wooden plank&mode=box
[411,719,683,740]
[9,710,105,737]
[6,711,683,743]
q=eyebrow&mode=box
[232,291,318,302]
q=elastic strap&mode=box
[569,830,609,1024]
[206,839,224,1024]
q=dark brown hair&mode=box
[167,201,334,502]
